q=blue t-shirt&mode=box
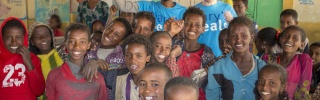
[138,1,187,31]
[195,2,237,57]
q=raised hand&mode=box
[109,5,118,17]
[224,11,234,23]
[82,59,109,82]
[168,20,184,37]
[17,46,33,71]
[170,45,182,58]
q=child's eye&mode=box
[270,82,275,85]
[155,45,160,48]
[80,41,87,44]
[137,55,142,58]
[125,53,132,58]
[139,83,146,87]
[68,40,75,44]
[152,83,159,87]
[166,47,171,50]
[258,80,264,84]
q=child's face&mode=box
[66,30,91,61]
[280,15,297,31]
[255,37,266,53]
[310,46,320,65]
[48,17,58,29]
[280,29,304,53]
[257,68,285,100]
[101,21,126,47]
[91,33,102,46]
[92,22,104,32]
[219,32,232,54]
[2,27,24,53]
[133,18,153,37]
[125,43,150,75]
[152,35,172,63]
[228,24,253,53]
[139,69,168,100]
[31,26,52,53]
[233,0,247,17]
[165,86,198,100]
[120,12,134,25]
[183,14,204,40]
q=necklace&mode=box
[231,54,253,72]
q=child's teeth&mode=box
[188,32,195,34]
[10,46,18,49]
[285,43,292,47]
[235,45,242,47]
[105,37,110,41]
[41,42,47,44]
[73,52,81,55]
[158,55,165,58]
[145,96,155,100]
[262,92,270,95]
[131,65,138,70]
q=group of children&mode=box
[1,0,320,100]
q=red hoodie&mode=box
[0,17,45,99]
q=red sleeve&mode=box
[26,53,45,96]
[97,73,107,100]
[165,57,180,77]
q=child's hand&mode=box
[168,20,184,37]
[164,17,174,32]
[170,45,182,58]
[17,46,33,71]
[224,11,234,23]
[204,60,215,72]
[223,45,232,55]
[82,59,109,82]
[90,40,99,51]
[109,5,118,17]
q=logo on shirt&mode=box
[2,63,26,88]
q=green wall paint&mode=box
[247,0,283,29]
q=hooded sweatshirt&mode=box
[28,22,63,81]
[0,17,45,100]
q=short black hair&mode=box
[143,62,173,80]
[257,27,278,47]
[150,31,172,43]
[65,23,91,41]
[183,7,206,26]
[219,28,228,38]
[281,25,306,42]
[110,18,133,40]
[132,11,155,31]
[2,19,26,36]
[233,0,248,6]
[50,14,62,29]
[91,20,105,32]
[122,34,152,56]
[164,77,199,98]
[280,9,298,21]
[228,16,254,35]
[310,42,320,48]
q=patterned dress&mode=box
[76,1,109,27]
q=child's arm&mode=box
[113,0,139,13]
[106,5,118,26]
[164,18,184,37]
[165,45,182,77]
[82,59,109,82]
[97,73,108,100]
[18,46,45,96]
[46,68,59,100]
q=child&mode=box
[115,34,152,100]
[132,11,155,37]
[83,17,132,100]
[48,14,64,36]
[255,27,279,58]
[120,11,135,25]
[310,42,320,93]
[206,17,266,100]
[45,23,107,99]
[262,25,312,99]
[28,22,63,80]
[176,7,215,100]
[91,20,105,32]
[164,77,199,100]
[149,31,180,77]
[219,28,232,56]
[257,63,289,100]
[138,62,173,100]
[0,17,45,99]
[278,9,309,54]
